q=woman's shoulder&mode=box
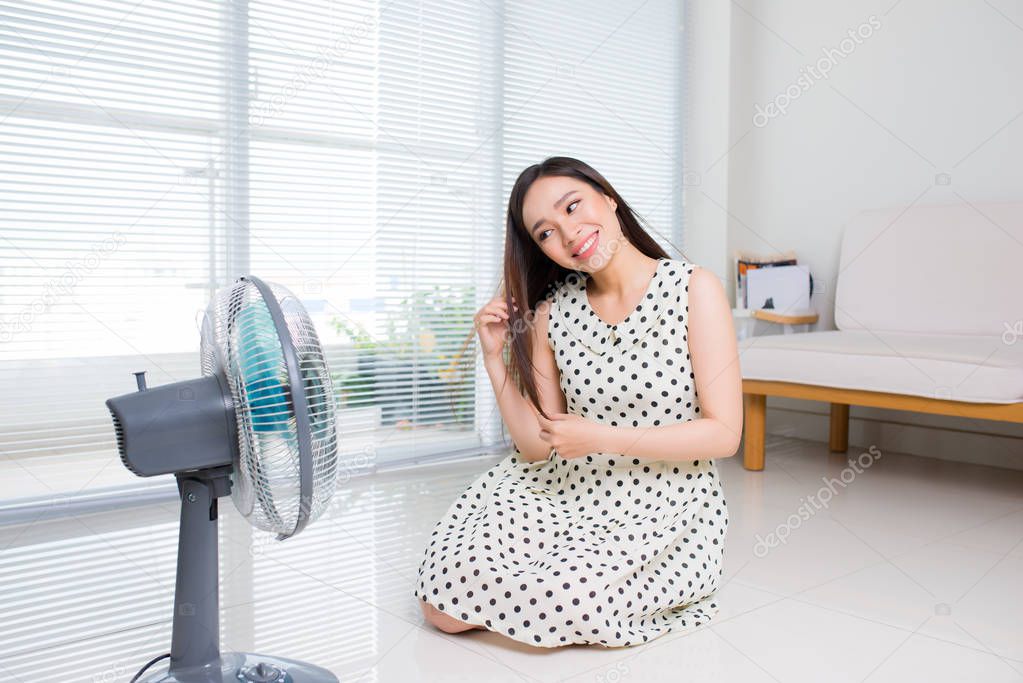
[659,257,702,291]
[662,256,699,273]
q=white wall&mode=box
[681,0,733,276]
[689,0,1023,468]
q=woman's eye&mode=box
[537,200,579,242]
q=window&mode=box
[0,0,685,511]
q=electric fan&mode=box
[106,276,340,683]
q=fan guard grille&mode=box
[200,278,338,538]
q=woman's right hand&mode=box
[474,295,519,359]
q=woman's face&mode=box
[521,175,621,272]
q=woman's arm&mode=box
[485,300,567,463]
[599,267,743,462]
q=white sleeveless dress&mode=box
[413,257,729,648]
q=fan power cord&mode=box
[130,653,170,682]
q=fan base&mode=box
[136,651,339,682]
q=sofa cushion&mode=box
[835,202,1023,336]
[738,330,1023,404]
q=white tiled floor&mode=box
[2,436,1022,682]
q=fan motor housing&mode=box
[107,373,238,477]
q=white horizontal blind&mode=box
[244,0,503,466]
[0,0,683,506]
[0,1,685,677]
[0,0,505,505]
[1,0,687,501]
[502,0,685,253]
[373,0,503,456]
[0,0,231,503]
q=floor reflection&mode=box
[0,453,498,682]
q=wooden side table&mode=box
[732,308,819,340]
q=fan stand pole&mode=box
[169,467,232,677]
[139,466,339,682]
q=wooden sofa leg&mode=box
[829,403,849,452]
[743,393,766,471]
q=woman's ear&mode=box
[605,193,617,212]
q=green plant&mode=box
[330,319,377,408]
[330,282,478,425]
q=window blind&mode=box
[502,1,685,251]
[0,1,686,678]
[0,0,684,511]
[0,0,230,506]
[0,0,500,509]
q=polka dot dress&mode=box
[413,258,729,648]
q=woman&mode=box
[414,156,742,648]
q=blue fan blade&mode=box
[236,301,290,433]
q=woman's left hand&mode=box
[536,412,606,459]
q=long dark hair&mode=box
[495,156,678,420]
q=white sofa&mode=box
[737,201,1023,470]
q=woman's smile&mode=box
[572,229,600,259]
